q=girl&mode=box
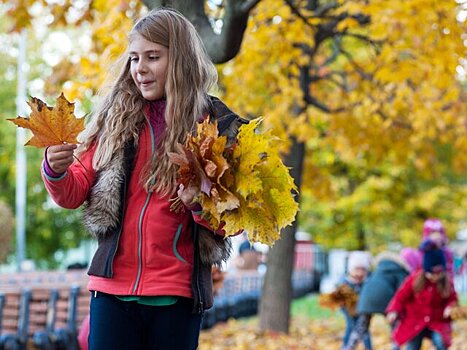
[42,9,246,350]
[343,248,422,350]
[386,248,458,350]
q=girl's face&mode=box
[129,34,168,101]
[425,270,444,283]
[427,232,444,247]
[349,267,368,284]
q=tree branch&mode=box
[285,0,313,27]
[340,49,373,80]
[339,31,382,53]
[304,94,346,113]
[322,36,343,66]
[284,0,341,28]
[320,72,349,90]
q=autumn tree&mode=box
[218,0,466,332]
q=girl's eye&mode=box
[129,56,139,62]
[149,56,159,60]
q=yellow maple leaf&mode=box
[233,118,268,198]
[225,118,298,244]
[222,200,280,245]
[7,93,85,147]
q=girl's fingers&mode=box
[53,151,75,161]
[47,144,77,159]
[53,157,74,167]
[46,145,76,173]
[49,144,77,153]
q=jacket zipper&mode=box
[131,118,156,294]
[131,191,152,294]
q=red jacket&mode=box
[42,117,213,298]
[386,270,458,347]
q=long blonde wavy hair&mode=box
[79,8,218,196]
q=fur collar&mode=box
[82,147,126,238]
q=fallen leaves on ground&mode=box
[7,93,84,147]
[199,314,467,350]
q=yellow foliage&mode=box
[228,119,299,244]
[170,118,299,246]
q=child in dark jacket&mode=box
[343,248,422,350]
[386,247,458,350]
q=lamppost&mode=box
[15,29,27,272]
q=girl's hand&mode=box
[386,311,398,324]
[443,306,453,318]
[177,183,200,210]
[46,144,77,173]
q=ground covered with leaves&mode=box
[199,296,467,350]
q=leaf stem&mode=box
[72,154,87,170]
[73,154,90,183]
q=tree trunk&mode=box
[356,223,367,250]
[141,0,261,63]
[259,138,304,333]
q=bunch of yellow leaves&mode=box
[319,284,359,316]
[168,117,298,246]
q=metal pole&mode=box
[15,30,28,272]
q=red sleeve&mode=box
[41,146,96,209]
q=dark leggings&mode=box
[345,314,373,350]
[88,292,202,350]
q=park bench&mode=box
[0,270,90,350]
[0,288,28,350]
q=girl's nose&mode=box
[136,60,147,74]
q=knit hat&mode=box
[423,248,446,273]
[347,251,372,272]
[400,247,422,272]
[422,218,447,243]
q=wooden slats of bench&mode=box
[0,285,90,349]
